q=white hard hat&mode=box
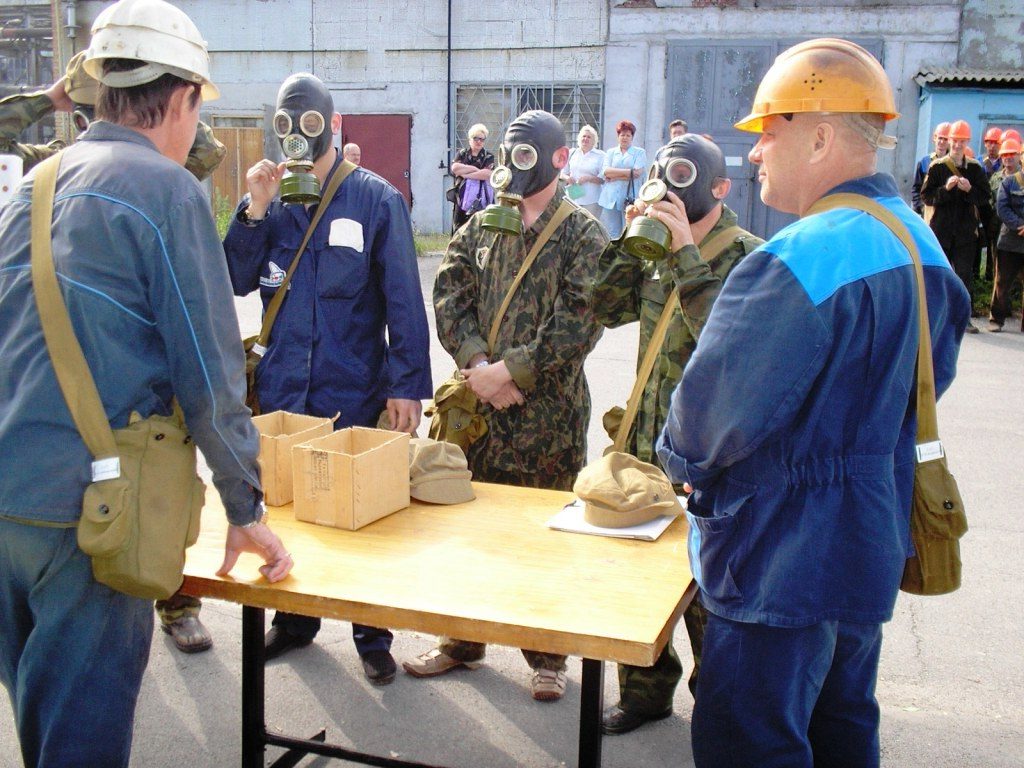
[83,0,219,101]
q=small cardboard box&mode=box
[252,411,334,506]
[293,427,410,530]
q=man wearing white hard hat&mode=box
[657,39,970,766]
[0,2,293,765]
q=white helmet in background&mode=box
[82,0,219,101]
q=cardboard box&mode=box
[252,411,334,506]
[293,427,410,530]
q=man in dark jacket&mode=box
[223,72,432,684]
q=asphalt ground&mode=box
[1,252,1021,767]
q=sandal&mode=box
[531,668,567,701]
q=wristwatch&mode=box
[238,206,266,227]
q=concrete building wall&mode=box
[605,2,963,194]
[961,0,1024,69]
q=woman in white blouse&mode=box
[560,125,605,217]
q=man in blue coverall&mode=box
[655,39,970,766]
[223,72,432,685]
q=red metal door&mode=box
[340,114,413,209]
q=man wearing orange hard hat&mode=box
[656,38,970,767]
[988,136,1024,331]
[921,119,991,333]
[912,121,951,216]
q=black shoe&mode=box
[965,321,980,335]
[361,649,397,685]
[601,704,673,735]
[264,626,313,661]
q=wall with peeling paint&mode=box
[961,0,1024,69]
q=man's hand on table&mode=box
[218,522,294,583]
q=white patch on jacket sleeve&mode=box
[328,218,364,251]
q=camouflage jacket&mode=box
[0,92,65,170]
[593,205,762,464]
[433,193,607,480]
[0,91,225,181]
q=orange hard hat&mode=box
[984,127,1003,143]
[999,138,1021,156]
[934,122,951,139]
[734,38,898,133]
[948,120,972,141]
[1003,129,1022,144]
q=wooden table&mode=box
[183,482,694,768]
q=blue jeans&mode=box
[692,612,882,768]
[0,518,154,768]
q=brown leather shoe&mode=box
[531,669,567,701]
[161,615,213,654]
[402,648,483,678]
[601,704,673,735]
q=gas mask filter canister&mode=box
[623,134,727,260]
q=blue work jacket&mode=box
[224,155,432,427]
[0,123,262,525]
[657,173,971,627]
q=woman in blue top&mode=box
[598,119,647,237]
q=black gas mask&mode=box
[623,134,727,260]
[273,73,335,204]
[481,110,565,235]
[71,104,94,136]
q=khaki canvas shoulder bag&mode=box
[807,193,967,596]
[31,153,206,600]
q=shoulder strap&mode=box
[804,193,939,443]
[486,198,575,354]
[613,225,744,451]
[30,152,120,468]
[942,155,961,178]
[251,159,358,354]
[1015,170,1024,189]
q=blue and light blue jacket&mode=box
[0,123,263,525]
[657,173,971,627]
[224,154,432,427]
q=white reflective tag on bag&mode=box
[0,154,23,207]
[915,440,944,463]
[91,456,121,482]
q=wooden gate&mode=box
[209,126,265,213]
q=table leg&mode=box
[241,605,267,768]
[578,658,604,768]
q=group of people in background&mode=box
[914,120,1024,333]
[449,116,693,238]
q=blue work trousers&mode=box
[692,612,882,768]
[272,611,393,656]
[0,518,154,768]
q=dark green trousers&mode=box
[617,594,707,714]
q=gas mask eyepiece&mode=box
[623,135,726,260]
[274,73,334,204]
[479,110,566,236]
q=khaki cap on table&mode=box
[408,437,475,505]
[574,452,683,528]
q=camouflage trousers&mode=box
[440,463,576,673]
[617,593,708,715]
[154,590,202,626]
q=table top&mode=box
[183,482,693,666]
